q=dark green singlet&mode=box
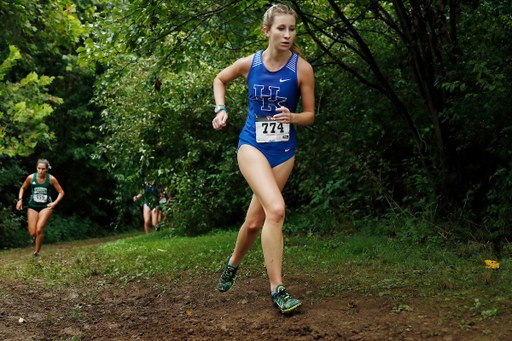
[28,173,52,208]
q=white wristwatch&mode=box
[214,105,226,114]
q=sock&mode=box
[228,258,238,268]
[271,290,277,297]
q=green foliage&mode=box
[0,159,26,249]
[0,207,27,249]
[0,45,61,157]
[43,213,103,244]
[0,0,85,54]
[90,53,250,233]
[77,0,268,69]
[288,0,512,241]
[0,211,115,249]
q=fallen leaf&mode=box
[186,310,193,316]
[484,260,499,269]
[241,299,249,305]
[19,318,25,323]
[379,291,391,296]
[354,272,359,276]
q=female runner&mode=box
[133,178,161,233]
[212,4,315,313]
[16,159,65,258]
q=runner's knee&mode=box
[245,217,264,231]
[265,202,285,223]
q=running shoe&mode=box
[218,255,238,292]
[271,285,302,313]
[34,252,40,259]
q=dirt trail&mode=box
[1,237,511,340]
[0,233,142,267]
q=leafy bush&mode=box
[0,211,121,250]
[43,213,99,244]
[0,206,28,249]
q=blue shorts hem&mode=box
[237,140,295,168]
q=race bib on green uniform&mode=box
[33,187,48,203]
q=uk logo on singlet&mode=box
[253,85,287,112]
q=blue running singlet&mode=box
[143,181,159,209]
[239,50,300,151]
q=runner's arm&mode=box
[16,175,33,210]
[212,56,252,130]
[47,176,65,209]
[134,188,143,201]
[291,58,315,126]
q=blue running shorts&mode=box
[238,140,295,168]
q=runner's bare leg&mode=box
[235,144,294,292]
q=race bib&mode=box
[34,194,47,203]
[33,188,48,203]
[255,115,290,143]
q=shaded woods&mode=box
[1,0,511,248]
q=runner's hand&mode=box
[16,201,22,211]
[212,111,228,130]
[275,106,293,124]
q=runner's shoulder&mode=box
[297,57,313,75]
[233,54,254,73]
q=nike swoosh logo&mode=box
[280,78,290,83]
[285,149,290,152]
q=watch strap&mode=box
[214,105,227,113]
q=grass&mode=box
[1,228,511,314]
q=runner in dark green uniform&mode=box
[133,177,161,234]
[16,159,65,258]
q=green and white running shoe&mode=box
[271,285,302,313]
[218,255,238,292]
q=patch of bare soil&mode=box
[1,271,511,341]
